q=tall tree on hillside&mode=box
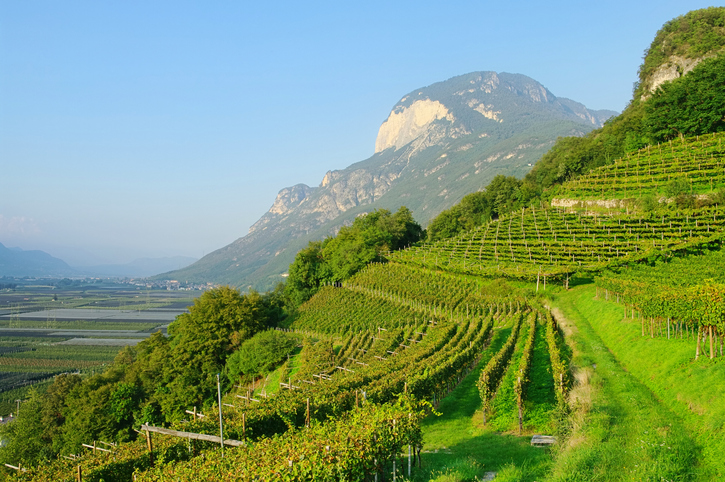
[285,207,423,306]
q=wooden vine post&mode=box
[217,373,224,457]
[408,412,412,478]
[305,398,310,428]
[517,376,523,435]
[145,429,153,465]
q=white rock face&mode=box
[267,184,315,216]
[644,55,709,98]
[473,103,502,122]
[375,99,454,153]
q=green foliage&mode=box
[427,175,531,241]
[638,194,659,212]
[551,285,719,479]
[556,132,725,201]
[0,286,278,466]
[0,396,49,469]
[637,7,725,96]
[644,54,725,141]
[285,207,423,306]
[391,205,725,281]
[665,177,690,198]
[526,101,647,191]
[136,399,424,482]
[0,374,87,467]
[477,313,523,422]
[597,249,725,339]
[225,329,299,382]
[284,241,328,308]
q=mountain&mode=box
[76,256,198,278]
[158,71,616,290]
[0,243,77,277]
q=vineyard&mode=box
[596,249,725,359]
[552,132,725,200]
[388,205,725,280]
[4,264,569,481]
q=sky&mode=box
[0,0,718,266]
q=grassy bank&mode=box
[548,283,712,480]
[414,319,553,481]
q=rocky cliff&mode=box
[158,71,616,289]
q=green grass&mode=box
[522,319,558,433]
[489,320,528,432]
[413,322,553,481]
[547,284,705,480]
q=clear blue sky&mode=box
[0,1,717,266]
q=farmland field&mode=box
[0,283,195,416]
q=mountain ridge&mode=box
[158,71,617,289]
[0,242,77,277]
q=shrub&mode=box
[226,330,299,382]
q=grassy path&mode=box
[415,321,553,481]
[548,286,701,481]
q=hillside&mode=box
[524,8,725,195]
[5,134,725,479]
[158,71,615,289]
[0,243,76,278]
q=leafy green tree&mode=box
[225,330,299,382]
[285,241,329,308]
[40,373,82,454]
[644,55,725,141]
[286,207,423,306]
[160,286,268,419]
[0,391,51,467]
[665,178,690,198]
[59,369,126,453]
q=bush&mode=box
[674,193,696,209]
[707,188,725,206]
[226,330,299,382]
[638,195,659,212]
[665,178,690,198]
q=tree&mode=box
[285,241,329,308]
[644,55,725,141]
[285,207,423,306]
[159,286,269,418]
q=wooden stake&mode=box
[146,430,153,465]
[217,374,224,457]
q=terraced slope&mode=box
[389,206,725,280]
[12,265,565,481]
[552,132,725,201]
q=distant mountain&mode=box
[0,243,77,277]
[158,71,617,290]
[77,256,198,278]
